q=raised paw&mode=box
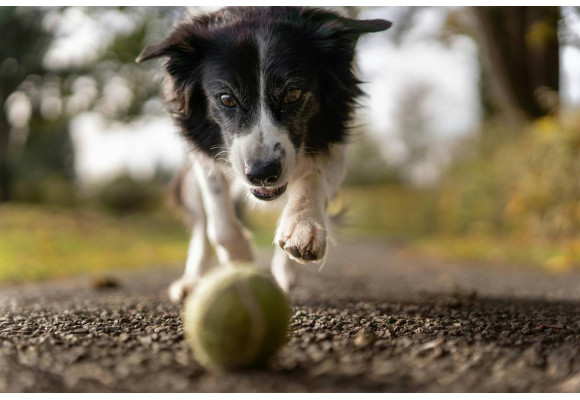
[168,276,198,303]
[275,215,326,263]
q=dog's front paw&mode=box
[168,276,198,303]
[276,215,326,263]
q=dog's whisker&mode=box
[210,144,229,151]
[213,149,231,164]
[223,169,238,181]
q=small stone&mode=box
[139,336,152,345]
[91,275,120,290]
[354,331,376,348]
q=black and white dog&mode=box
[137,7,391,302]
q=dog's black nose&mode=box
[245,160,281,186]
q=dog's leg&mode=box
[271,245,298,292]
[168,165,212,302]
[275,145,346,264]
[193,159,254,266]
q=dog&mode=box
[136,7,391,302]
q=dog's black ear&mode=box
[301,8,392,38]
[340,18,392,34]
[136,27,196,64]
[136,39,172,63]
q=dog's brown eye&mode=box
[219,94,236,108]
[284,88,301,104]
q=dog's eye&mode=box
[284,88,302,104]
[219,94,236,108]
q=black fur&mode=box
[137,7,391,158]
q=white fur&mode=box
[270,245,297,292]
[169,145,346,302]
[229,105,296,189]
[168,155,254,302]
[275,145,346,263]
[168,163,211,302]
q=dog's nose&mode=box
[244,160,281,186]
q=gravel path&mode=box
[1,239,580,392]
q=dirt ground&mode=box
[1,239,580,392]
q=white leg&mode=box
[275,145,346,264]
[193,158,254,265]
[168,165,212,302]
[271,245,297,293]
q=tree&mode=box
[0,7,54,201]
[473,6,560,120]
[0,7,178,202]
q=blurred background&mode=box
[1,6,579,283]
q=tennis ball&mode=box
[183,264,290,370]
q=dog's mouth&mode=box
[250,183,288,201]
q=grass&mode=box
[242,183,438,242]
[413,235,580,273]
[242,183,580,273]
[1,183,578,284]
[0,204,189,283]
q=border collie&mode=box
[137,7,391,302]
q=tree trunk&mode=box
[474,6,560,121]
[0,118,12,202]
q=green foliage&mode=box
[14,176,78,206]
[17,116,76,180]
[339,184,437,238]
[73,7,178,121]
[92,174,164,214]
[435,121,517,236]
[242,184,437,246]
[1,7,179,203]
[505,115,580,239]
[0,8,51,89]
[436,114,580,241]
[0,7,58,201]
[343,134,401,186]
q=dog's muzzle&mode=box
[244,160,281,186]
[244,159,287,200]
[250,182,288,201]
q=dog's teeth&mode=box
[250,183,287,201]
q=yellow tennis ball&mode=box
[183,264,290,370]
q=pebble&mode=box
[0,267,579,393]
[354,331,376,348]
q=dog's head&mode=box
[137,7,390,201]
